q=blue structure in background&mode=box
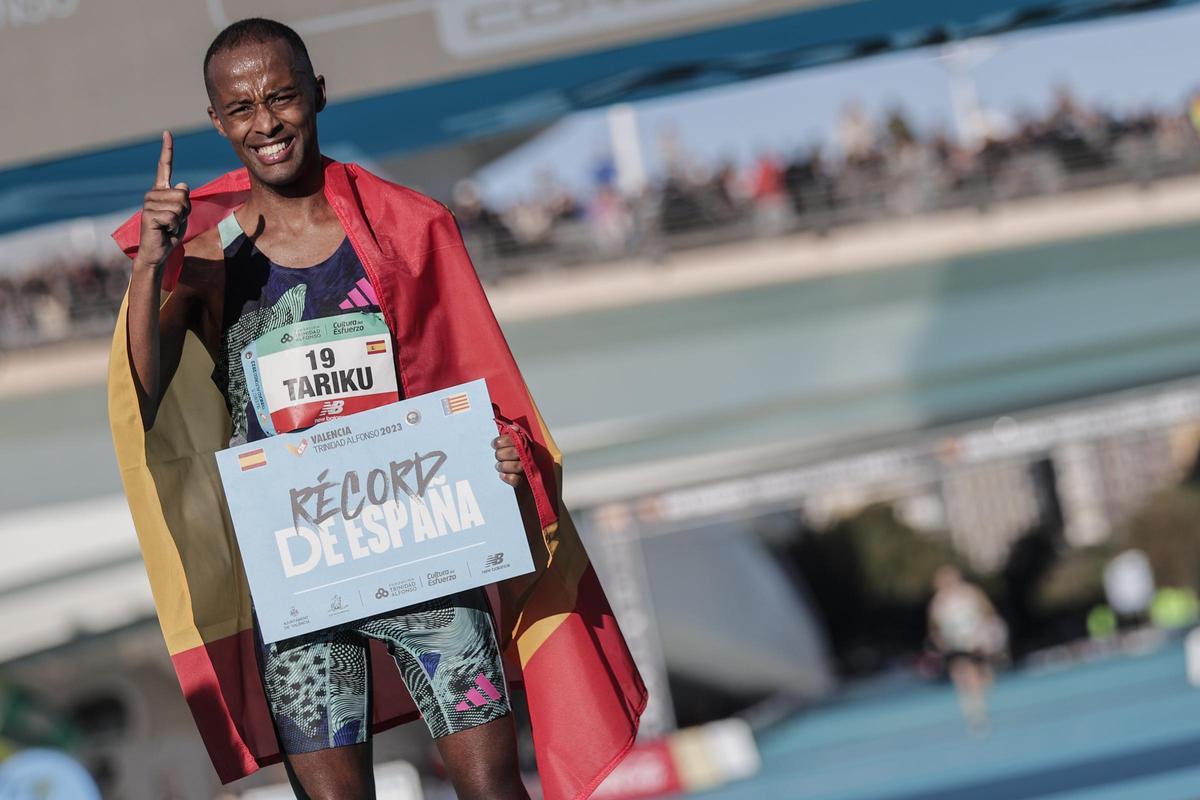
[699,641,1200,800]
[2,0,1198,235]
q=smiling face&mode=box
[205,37,326,189]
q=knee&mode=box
[296,776,375,800]
[450,766,528,800]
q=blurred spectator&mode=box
[451,179,518,260]
[838,101,878,164]
[928,566,1008,733]
[588,185,634,258]
[748,151,791,236]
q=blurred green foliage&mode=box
[1119,485,1200,589]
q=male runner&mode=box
[126,19,533,800]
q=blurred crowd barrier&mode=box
[0,258,128,351]
[455,92,1200,278]
[3,91,1199,352]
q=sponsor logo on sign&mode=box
[375,587,390,599]
[442,393,471,416]
[286,438,310,457]
[239,448,267,471]
[387,578,420,596]
[427,568,457,586]
[482,550,510,575]
[329,594,347,613]
[289,606,300,617]
[406,411,421,425]
[280,333,293,344]
[310,426,351,444]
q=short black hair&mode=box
[203,17,313,99]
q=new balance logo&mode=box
[319,400,345,417]
[454,674,502,711]
[338,277,380,310]
[485,552,504,567]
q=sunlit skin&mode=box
[124,37,531,798]
[206,39,326,196]
[205,38,343,267]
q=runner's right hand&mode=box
[135,131,191,272]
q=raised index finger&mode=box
[155,131,173,189]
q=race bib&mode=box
[242,312,400,435]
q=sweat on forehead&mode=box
[203,17,313,94]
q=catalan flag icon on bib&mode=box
[442,393,470,416]
[238,448,267,471]
[365,339,387,355]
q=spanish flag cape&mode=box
[108,159,646,798]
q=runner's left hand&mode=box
[493,435,523,487]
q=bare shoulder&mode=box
[175,226,224,296]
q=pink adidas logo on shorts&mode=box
[455,674,502,711]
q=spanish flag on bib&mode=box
[108,160,646,798]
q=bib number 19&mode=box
[305,348,336,370]
[243,311,400,435]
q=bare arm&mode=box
[127,131,195,431]
[127,267,200,430]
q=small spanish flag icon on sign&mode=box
[365,339,387,355]
[442,393,471,416]
[239,448,267,471]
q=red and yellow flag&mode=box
[237,448,266,471]
[108,161,646,798]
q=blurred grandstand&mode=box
[3,89,1198,351]
[9,2,1200,798]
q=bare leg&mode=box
[949,659,990,733]
[281,741,376,800]
[435,713,530,800]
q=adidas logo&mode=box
[338,277,380,310]
[454,674,502,711]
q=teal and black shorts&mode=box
[254,588,510,754]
